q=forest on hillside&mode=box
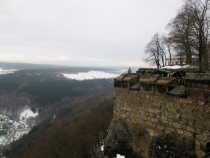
[0,68,115,158]
[2,94,114,158]
[0,68,114,106]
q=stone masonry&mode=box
[110,86,210,157]
[104,70,210,158]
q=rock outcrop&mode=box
[104,118,196,158]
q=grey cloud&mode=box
[0,0,184,67]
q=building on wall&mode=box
[165,58,186,66]
[166,58,198,66]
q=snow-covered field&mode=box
[0,68,17,74]
[62,70,126,80]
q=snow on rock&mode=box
[62,71,123,80]
[20,109,38,119]
[117,154,125,158]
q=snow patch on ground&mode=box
[117,154,125,158]
[101,145,104,151]
[62,71,125,80]
[163,65,192,69]
[19,109,38,119]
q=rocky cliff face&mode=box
[104,118,196,158]
[0,90,33,118]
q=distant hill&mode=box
[0,61,123,72]
[0,62,68,70]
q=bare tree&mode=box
[162,35,173,66]
[144,33,165,68]
[167,0,210,70]
[186,0,210,70]
[167,3,195,65]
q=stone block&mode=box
[184,105,196,111]
[202,113,209,119]
[125,112,130,117]
[192,111,201,117]
[180,120,188,125]
[187,121,194,126]
[148,113,155,117]
[121,114,127,119]
[186,126,195,133]
[194,121,204,129]
[146,116,151,121]
[148,108,154,113]
[157,125,164,130]
[123,102,127,107]
[173,103,180,107]
[173,122,181,129]
[127,107,131,112]
[140,111,145,115]
[146,121,153,126]
[204,106,210,113]
[167,119,173,125]
[167,107,176,113]
[183,131,193,137]
[168,113,176,120]
[195,139,200,146]
[156,115,160,119]
[198,100,204,106]
[205,124,210,130]
[195,128,201,134]
[140,115,146,120]
[196,134,203,139]
[195,150,205,157]
[163,111,168,116]
[176,129,184,134]
[153,109,160,114]
[151,118,158,123]
[145,94,150,99]
[186,116,194,122]
[175,114,181,120]
[166,102,173,107]
[182,124,187,129]
[182,98,192,104]
[203,130,209,136]
[161,116,167,121]
[161,120,168,124]
[195,117,204,123]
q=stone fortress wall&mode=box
[106,69,210,158]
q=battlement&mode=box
[114,68,210,98]
[113,68,210,157]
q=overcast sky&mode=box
[0,0,184,67]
